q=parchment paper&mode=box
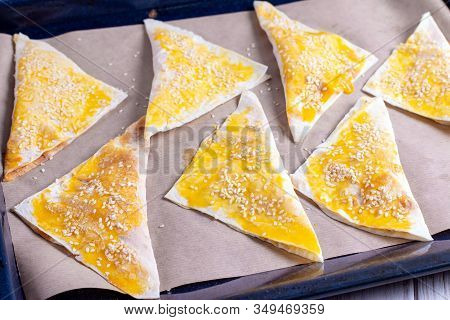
[0,0,449,300]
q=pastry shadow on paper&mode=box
[1,52,15,159]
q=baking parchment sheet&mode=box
[0,0,449,299]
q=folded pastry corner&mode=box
[363,12,449,124]
[291,96,432,241]
[254,1,377,143]
[143,19,268,141]
[13,118,160,299]
[4,33,127,182]
[165,91,323,262]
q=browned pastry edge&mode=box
[3,117,146,182]
[3,141,69,182]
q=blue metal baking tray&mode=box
[1,0,449,300]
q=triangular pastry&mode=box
[291,96,432,241]
[254,1,377,143]
[4,33,127,181]
[143,19,268,140]
[13,118,160,298]
[166,91,323,262]
[364,13,449,124]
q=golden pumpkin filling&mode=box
[255,3,366,123]
[29,136,149,295]
[365,30,449,118]
[174,107,321,255]
[305,100,413,231]
[6,39,116,174]
[145,27,255,130]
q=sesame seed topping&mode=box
[257,3,367,123]
[305,101,414,224]
[29,131,149,292]
[145,26,257,129]
[175,107,299,236]
[367,30,449,118]
[5,39,116,175]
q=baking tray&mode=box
[0,0,449,300]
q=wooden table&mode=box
[331,271,449,299]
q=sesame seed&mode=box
[368,30,448,111]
